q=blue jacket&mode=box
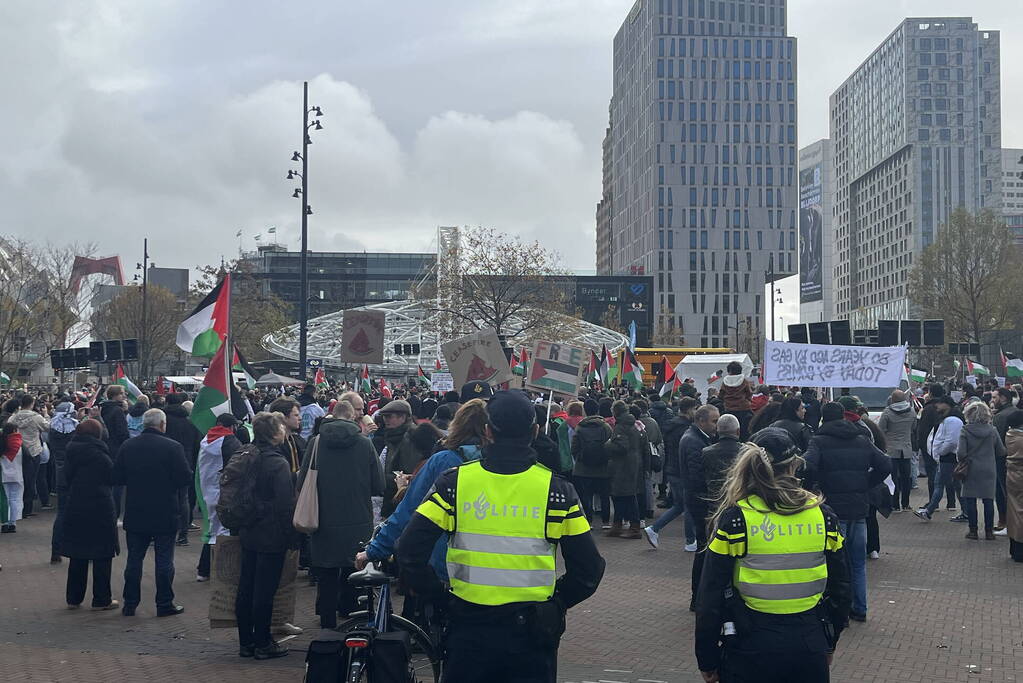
[365,444,481,580]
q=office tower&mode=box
[1002,148,1023,246]
[797,139,834,324]
[602,0,797,347]
[596,126,614,274]
[831,18,1001,328]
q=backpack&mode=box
[216,444,264,531]
[576,422,610,468]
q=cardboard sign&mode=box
[208,535,298,628]
[430,372,454,393]
[525,340,585,397]
[763,340,906,388]
[441,328,513,389]
[340,309,386,365]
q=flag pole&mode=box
[223,273,232,411]
[545,388,554,435]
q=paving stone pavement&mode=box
[1,485,1021,682]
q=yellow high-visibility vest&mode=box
[732,495,840,615]
[443,461,557,606]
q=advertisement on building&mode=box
[799,163,824,304]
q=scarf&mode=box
[3,433,23,462]
[51,402,79,434]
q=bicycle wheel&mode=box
[338,614,442,682]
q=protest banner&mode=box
[441,328,513,388]
[340,309,386,365]
[430,372,454,393]
[208,536,298,628]
[763,340,906,388]
[525,340,586,397]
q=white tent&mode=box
[674,353,754,398]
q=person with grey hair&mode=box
[112,407,192,617]
[959,400,1004,540]
[878,389,917,512]
[700,413,743,507]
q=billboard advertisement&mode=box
[799,163,823,304]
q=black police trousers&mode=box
[722,650,829,682]
[441,617,558,682]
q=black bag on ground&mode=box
[304,629,346,683]
[371,630,412,683]
[216,444,262,531]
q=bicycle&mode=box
[337,561,443,682]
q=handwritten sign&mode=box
[763,341,906,388]
[525,340,585,397]
[441,328,513,388]
[430,372,454,393]
[340,309,386,365]
[208,535,298,628]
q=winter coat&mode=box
[238,439,297,554]
[127,401,148,438]
[802,397,822,431]
[532,432,562,474]
[1,434,24,485]
[992,404,1020,446]
[701,435,742,505]
[555,419,575,474]
[916,399,944,459]
[112,429,192,536]
[99,400,130,457]
[958,422,1004,500]
[719,375,753,412]
[877,402,916,459]
[297,419,384,567]
[61,435,119,560]
[648,401,674,429]
[48,429,75,491]
[928,414,964,464]
[605,414,645,497]
[298,393,326,440]
[381,422,431,517]
[9,409,49,457]
[571,415,612,478]
[769,418,814,452]
[750,393,769,413]
[679,425,713,509]
[1004,429,1023,544]
[661,415,693,478]
[163,404,202,471]
[803,419,891,521]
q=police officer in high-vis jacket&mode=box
[695,428,852,683]
[397,389,605,683]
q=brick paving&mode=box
[1,484,1021,682]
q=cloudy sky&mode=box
[3,0,1021,296]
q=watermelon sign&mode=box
[441,328,513,389]
[340,309,386,365]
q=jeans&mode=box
[67,558,112,607]
[314,565,358,628]
[892,458,912,510]
[838,519,867,616]
[995,457,1007,524]
[573,476,610,525]
[21,454,39,515]
[649,476,696,544]
[924,456,938,497]
[236,549,286,648]
[925,461,955,514]
[123,531,176,608]
[689,505,710,597]
[611,495,639,525]
[962,497,994,531]
[866,507,880,555]
[2,482,23,523]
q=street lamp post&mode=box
[288,81,323,379]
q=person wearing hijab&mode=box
[49,402,80,563]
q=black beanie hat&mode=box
[821,402,845,423]
[486,390,536,438]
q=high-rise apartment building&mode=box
[831,18,1001,329]
[602,0,797,348]
[797,139,834,324]
[596,126,614,274]
[1002,148,1023,246]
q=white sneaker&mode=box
[684,541,698,552]
[994,527,1008,536]
[273,622,303,636]
[643,526,659,549]
[869,551,879,559]
[601,523,612,530]
[196,574,209,583]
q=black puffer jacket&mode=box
[648,401,673,429]
[803,420,891,521]
[661,415,692,478]
[769,418,814,452]
[239,439,297,554]
[163,404,202,471]
[700,435,742,504]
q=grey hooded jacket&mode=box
[877,401,916,458]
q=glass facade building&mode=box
[602,0,797,348]
[831,18,1002,328]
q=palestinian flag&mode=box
[232,345,258,389]
[622,348,644,389]
[659,355,681,398]
[599,345,618,384]
[1002,349,1023,378]
[586,350,601,384]
[529,357,581,395]
[909,367,927,383]
[314,367,327,388]
[0,371,9,385]
[190,343,233,434]
[360,365,372,393]
[416,365,431,388]
[114,364,142,404]
[512,348,529,376]
[967,360,990,376]
[177,274,231,357]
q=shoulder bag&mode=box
[293,436,320,534]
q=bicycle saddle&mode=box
[348,563,391,586]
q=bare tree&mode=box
[599,305,626,336]
[415,227,577,343]
[0,238,57,378]
[191,259,292,361]
[37,241,100,350]
[92,285,182,377]
[908,208,1023,345]
[651,306,684,346]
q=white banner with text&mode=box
[764,341,906,388]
